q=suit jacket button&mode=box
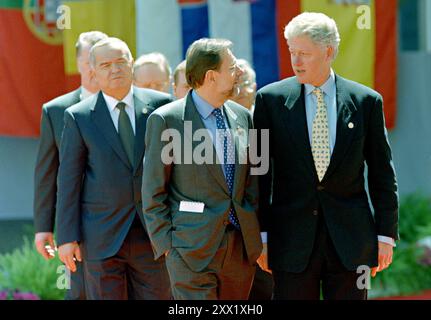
[317,185,325,191]
[313,210,319,216]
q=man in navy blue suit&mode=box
[254,12,399,300]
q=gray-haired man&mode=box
[254,12,399,300]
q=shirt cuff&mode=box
[378,235,396,247]
[261,232,267,243]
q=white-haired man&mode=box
[230,59,257,112]
[55,38,172,299]
[254,12,399,300]
[133,52,171,93]
[172,60,190,99]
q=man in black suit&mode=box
[56,37,172,300]
[253,12,399,300]
[33,31,108,300]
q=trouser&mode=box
[83,216,171,300]
[165,225,256,300]
[273,214,367,300]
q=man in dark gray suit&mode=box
[254,12,399,300]
[142,38,263,300]
[33,31,107,300]
[56,37,172,300]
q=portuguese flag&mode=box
[0,0,70,137]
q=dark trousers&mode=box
[248,265,274,300]
[65,261,86,300]
[273,214,367,300]
[165,225,256,300]
[83,216,171,300]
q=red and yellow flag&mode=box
[0,0,69,137]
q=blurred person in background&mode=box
[172,60,190,99]
[133,52,171,93]
[230,59,257,113]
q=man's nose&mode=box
[292,55,302,66]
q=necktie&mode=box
[116,102,134,166]
[212,108,240,229]
[311,88,330,181]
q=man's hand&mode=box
[34,232,56,260]
[371,241,393,277]
[58,242,82,273]
[257,243,272,274]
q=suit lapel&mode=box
[324,75,357,180]
[282,82,316,178]
[224,103,248,196]
[183,93,229,193]
[90,92,132,170]
[133,94,153,173]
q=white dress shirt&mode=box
[102,87,136,135]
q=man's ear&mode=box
[89,67,96,79]
[204,69,216,84]
[326,46,334,61]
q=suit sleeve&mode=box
[55,110,86,246]
[364,95,399,240]
[141,112,173,259]
[253,91,273,232]
[33,106,58,232]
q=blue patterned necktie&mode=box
[212,108,240,229]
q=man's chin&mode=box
[295,76,308,84]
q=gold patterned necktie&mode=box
[311,88,330,181]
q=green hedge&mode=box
[0,237,65,300]
[370,193,431,298]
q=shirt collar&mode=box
[191,90,223,120]
[304,69,336,98]
[102,86,134,113]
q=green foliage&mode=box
[370,193,431,298]
[398,193,431,243]
[0,237,65,300]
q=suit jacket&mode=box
[253,75,399,272]
[33,88,81,233]
[55,88,172,260]
[142,91,263,272]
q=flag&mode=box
[0,0,68,137]
[1,0,397,137]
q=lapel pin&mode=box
[143,108,148,114]
[348,122,354,129]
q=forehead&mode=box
[135,64,167,79]
[221,49,236,65]
[94,44,129,62]
[287,35,320,51]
